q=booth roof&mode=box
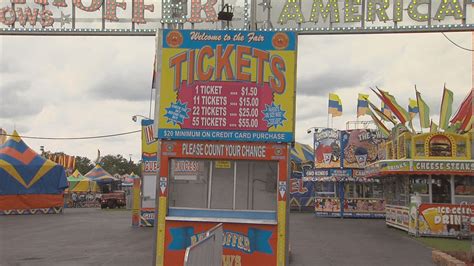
[291,142,314,164]
[0,131,68,195]
[85,164,119,184]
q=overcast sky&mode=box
[0,31,472,162]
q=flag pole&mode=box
[415,85,423,134]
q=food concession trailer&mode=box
[366,130,473,237]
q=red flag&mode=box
[372,87,409,124]
[450,89,473,124]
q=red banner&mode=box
[164,220,277,266]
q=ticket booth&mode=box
[153,28,296,265]
[155,140,289,265]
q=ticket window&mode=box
[315,182,336,198]
[431,175,452,204]
[168,159,278,212]
[410,176,430,203]
[142,175,157,208]
[344,182,355,198]
[454,175,474,204]
[361,182,383,198]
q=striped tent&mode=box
[84,164,118,184]
[67,170,99,193]
[0,131,67,213]
[123,172,139,184]
[291,142,314,164]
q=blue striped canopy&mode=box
[291,142,314,164]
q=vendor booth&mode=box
[65,169,100,208]
[289,142,314,211]
[307,128,386,218]
[0,131,68,215]
[366,130,474,237]
[135,118,159,227]
[153,29,296,266]
[85,164,120,192]
[306,168,385,218]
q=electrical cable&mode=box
[441,32,474,52]
[0,130,140,140]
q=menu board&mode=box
[341,129,386,168]
[157,29,296,143]
[313,128,341,168]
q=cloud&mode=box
[298,68,368,96]
[89,69,152,101]
[0,80,44,118]
[0,31,471,162]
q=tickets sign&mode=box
[157,29,296,143]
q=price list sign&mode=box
[157,29,297,143]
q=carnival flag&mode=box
[408,98,419,119]
[328,93,343,117]
[367,99,397,124]
[373,88,410,124]
[439,87,454,130]
[367,109,390,137]
[416,90,431,128]
[381,102,393,121]
[357,94,369,117]
[430,120,438,133]
[450,89,472,133]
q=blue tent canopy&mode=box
[291,142,314,164]
[0,131,68,195]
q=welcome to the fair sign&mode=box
[0,0,473,35]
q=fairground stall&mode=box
[0,131,68,215]
[309,128,386,218]
[289,142,314,211]
[366,130,474,237]
[153,29,296,266]
[131,118,159,227]
[64,169,100,208]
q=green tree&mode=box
[75,156,94,174]
[100,154,140,176]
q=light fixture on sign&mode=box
[309,0,340,23]
[344,0,363,23]
[188,0,218,23]
[407,0,429,22]
[366,0,390,22]
[434,0,464,21]
[218,4,233,21]
[278,0,304,24]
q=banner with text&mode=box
[157,29,296,143]
[142,119,158,174]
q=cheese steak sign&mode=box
[1,0,473,35]
[413,161,474,172]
